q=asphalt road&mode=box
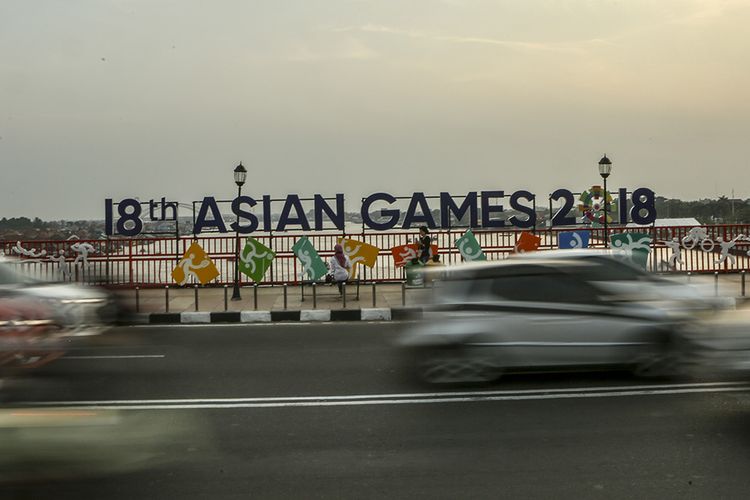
[3,322,750,500]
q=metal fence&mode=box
[2,224,749,287]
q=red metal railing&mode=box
[2,225,749,287]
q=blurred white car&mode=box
[0,256,117,337]
[401,257,723,384]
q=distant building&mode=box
[626,217,700,228]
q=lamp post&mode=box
[598,154,612,248]
[231,162,247,300]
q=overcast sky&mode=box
[1,0,749,220]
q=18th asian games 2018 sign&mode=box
[105,187,656,237]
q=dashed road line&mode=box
[61,354,166,360]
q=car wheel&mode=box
[415,347,500,384]
[633,332,690,379]
[633,354,678,378]
[1,351,64,370]
[633,347,685,378]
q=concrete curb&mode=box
[181,312,211,324]
[300,310,331,322]
[139,307,422,325]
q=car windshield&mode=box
[441,263,608,304]
[556,256,660,281]
[574,257,653,282]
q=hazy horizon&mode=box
[2,0,749,220]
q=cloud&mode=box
[669,0,748,25]
[286,37,379,62]
[332,24,611,54]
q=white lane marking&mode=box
[21,386,750,410]
[468,341,651,347]
[61,355,166,360]
[27,381,750,407]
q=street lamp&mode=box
[598,154,612,248]
[231,162,247,300]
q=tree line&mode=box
[655,197,750,224]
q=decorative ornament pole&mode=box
[232,162,247,301]
[603,176,608,247]
[598,154,612,249]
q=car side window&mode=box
[490,273,602,304]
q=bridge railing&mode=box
[2,224,749,287]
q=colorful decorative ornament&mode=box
[239,237,275,283]
[172,242,219,285]
[456,229,486,261]
[610,232,652,269]
[578,186,616,228]
[338,238,380,278]
[292,237,328,281]
[559,230,590,249]
[390,243,439,267]
[514,231,541,253]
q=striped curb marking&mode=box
[142,307,422,324]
